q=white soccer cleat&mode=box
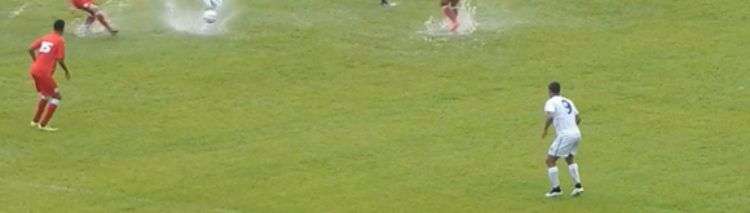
[380,1,397,7]
[571,187,584,196]
[37,124,58,132]
[30,121,38,127]
[545,188,563,198]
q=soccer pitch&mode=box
[1,0,748,211]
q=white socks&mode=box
[548,164,582,189]
[547,167,560,188]
[568,163,581,184]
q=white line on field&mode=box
[8,3,28,19]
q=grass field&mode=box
[1,0,749,212]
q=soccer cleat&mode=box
[380,1,397,6]
[37,124,58,132]
[545,187,563,198]
[571,185,584,196]
[30,121,39,127]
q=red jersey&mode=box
[71,0,94,9]
[29,32,65,77]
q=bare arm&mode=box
[58,60,70,80]
[542,113,553,139]
[28,48,36,62]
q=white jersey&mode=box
[544,96,581,136]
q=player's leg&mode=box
[565,137,583,196]
[31,94,49,126]
[31,75,49,126]
[72,1,96,33]
[442,6,459,31]
[84,13,96,30]
[545,137,563,197]
[84,4,118,35]
[453,1,462,30]
[36,77,61,131]
[564,155,581,184]
[203,0,213,8]
[565,155,583,196]
[441,6,455,22]
[545,155,562,197]
[75,2,97,30]
[203,0,221,9]
[38,91,61,131]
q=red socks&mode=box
[32,99,48,123]
[39,99,60,127]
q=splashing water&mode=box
[74,20,111,37]
[163,0,235,36]
[421,0,479,37]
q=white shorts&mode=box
[548,134,581,157]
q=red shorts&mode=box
[72,0,94,10]
[31,74,58,97]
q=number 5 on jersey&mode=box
[39,41,54,54]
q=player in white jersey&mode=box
[542,81,584,197]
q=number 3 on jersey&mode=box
[561,100,572,114]
[39,41,54,54]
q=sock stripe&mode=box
[49,98,61,106]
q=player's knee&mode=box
[565,155,575,164]
[545,158,557,166]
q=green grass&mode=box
[1,0,748,212]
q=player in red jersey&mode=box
[441,0,460,32]
[28,20,71,131]
[70,0,118,35]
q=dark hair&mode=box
[53,19,65,32]
[548,81,561,94]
